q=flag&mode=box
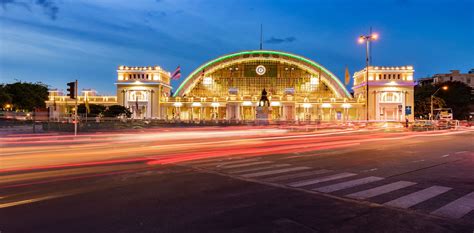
[85,95,90,114]
[345,66,350,85]
[171,66,181,80]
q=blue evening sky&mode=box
[1,0,473,94]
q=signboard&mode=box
[405,106,412,115]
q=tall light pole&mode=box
[358,32,378,121]
[430,85,448,120]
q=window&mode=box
[381,92,400,102]
[383,74,386,79]
[397,74,401,79]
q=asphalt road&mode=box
[1,127,473,233]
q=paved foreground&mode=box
[0,127,473,232]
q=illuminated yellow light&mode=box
[407,75,413,81]
[191,102,202,107]
[358,37,365,44]
[5,104,11,108]
[342,103,352,108]
[387,81,398,85]
[303,103,312,108]
[371,33,379,40]
[270,101,281,106]
[153,74,160,81]
[310,77,319,85]
[173,102,183,107]
[242,101,252,106]
[321,103,332,108]
[203,77,213,85]
[442,86,448,90]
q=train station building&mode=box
[46,50,415,122]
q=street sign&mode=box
[405,106,412,115]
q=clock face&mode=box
[256,65,266,76]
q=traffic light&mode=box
[67,82,76,99]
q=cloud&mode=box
[265,36,296,44]
[0,0,58,20]
[0,0,30,11]
[35,0,58,20]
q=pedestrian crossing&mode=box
[181,157,474,221]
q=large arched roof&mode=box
[174,50,351,98]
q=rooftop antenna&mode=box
[260,24,263,50]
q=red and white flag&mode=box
[171,66,181,80]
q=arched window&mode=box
[381,92,400,102]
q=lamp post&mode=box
[358,32,378,121]
[430,86,448,120]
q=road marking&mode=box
[455,151,468,154]
[195,158,260,167]
[431,192,474,219]
[361,168,378,172]
[183,158,257,166]
[411,159,425,163]
[227,164,291,174]
[385,186,452,209]
[240,167,310,178]
[441,154,450,158]
[181,157,236,165]
[220,161,273,169]
[346,181,417,199]
[262,170,332,182]
[287,172,357,188]
[313,176,384,193]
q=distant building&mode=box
[418,69,474,88]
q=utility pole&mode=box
[358,30,378,122]
[74,80,78,136]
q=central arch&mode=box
[174,50,351,98]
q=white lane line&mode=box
[454,151,468,154]
[181,157,236,165]
[346,181,417,199]
[431,192,474,219]
[186,158,259,167]
[313,176,384,193]
[262,170,332,182]
[361,168,378,172]
[287,172,357,188]
[227,164,291,174]
[240,167,310,178]
[385,186,452,209]
[220,161,273,169]
[441,154,450,158]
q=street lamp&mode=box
[430,85,448,120]
[358,32,378,121]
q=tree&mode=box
[2,82,49,111]
[77,104,106,116]
[103,105,132,118]
[415,81,472,120]
[436,81,472,120]
[0,85,13,107]
[414,84,445,119]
